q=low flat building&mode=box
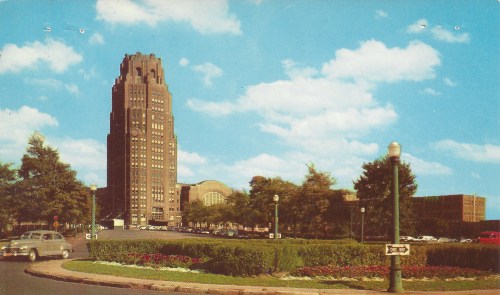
[413,194,485,223]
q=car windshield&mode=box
[20,232,41,239]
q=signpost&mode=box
[385,244,410,256]
[53,216,59,232]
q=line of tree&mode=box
[0,132,92,236]
[183,160,419,239]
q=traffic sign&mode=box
[85,233,98,240]
[385,244,410,255]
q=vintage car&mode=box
[1,230,72,262]
[478,231,500,245]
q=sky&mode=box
[0,0,499,219]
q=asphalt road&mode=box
[0,229,204,295]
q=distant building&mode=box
[179,180,233,206]
[413,194,485,223]
[104,53,233,228]
[106,52,178,227]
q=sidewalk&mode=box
[25,259,500,295]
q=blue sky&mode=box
[0,0,499,219]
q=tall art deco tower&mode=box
[107,53,178,227]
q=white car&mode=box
[400,236,415,242]
[415,235,437,243]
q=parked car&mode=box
[1,230,72,262]
[437,237,455,243]
[415,235,437,243]
[400,236,415,242]
[478,231,500,245]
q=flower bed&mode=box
[123,253,204,269]
[293,265,491,280]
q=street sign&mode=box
[385,244,410,256]
[85,233,97,240]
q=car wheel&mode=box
[61,249,70,259]
[28,249,37,262]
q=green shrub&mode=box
[87,239,499,276]
[426,244,499,272]
[205,244,274,276]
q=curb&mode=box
[25,260,372,295]
[24,259,500,295]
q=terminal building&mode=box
[104,53,231,227]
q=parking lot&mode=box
[95,228,203,240]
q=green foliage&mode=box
[87,239,498,277]
[353,156,417,236]
[14,133,91,226]
[0,161,18,233]
[426,244,499,272]
[207,244,275,276]
[296,164,337,237]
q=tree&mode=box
[17,132,91,227]
[0,161,18,234]
[225,190,257,229]
[297,164,336,237]
[324,189,356,238]
[182,199,209,226]
[248,176,299,230]
[353,156,417,236]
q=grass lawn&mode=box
[63,260,500,292]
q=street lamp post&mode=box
[273,194,279,239]
[387,142,403,293]
[90,184,97,240]
[360,207,365,243]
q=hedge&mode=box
[426,244,499,272]
[87,239,499,276]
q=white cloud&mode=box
[407,19,428,33]
[402,153,452,176]
[423,87,441,96]
[0,107,106,186]
[431,26,470,43]
[0,106,58,161]
[375,10,388,19]
[96,0,241,35]
[54,138,106,171]
[25,78,80,96]
[471,172,480,179]
[443,77,456,87]
[177,149,208,179]
[78,68,97,81]
[322,40,440,83]
[179,58,190,67]
[0,39,82,74]
[248,0,263,5]
[282,59,318,79]
[178,149,207,165]
[89,32,105,45]
[433,140,500,164]
[192,62,223,87]
[407,19,470,43]
[185,40,444,189]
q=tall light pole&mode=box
[90,184,97,240]
[273,194,279,239]
[387,142,403,293]
[360,207,365,243]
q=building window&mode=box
[202,192,226,206]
